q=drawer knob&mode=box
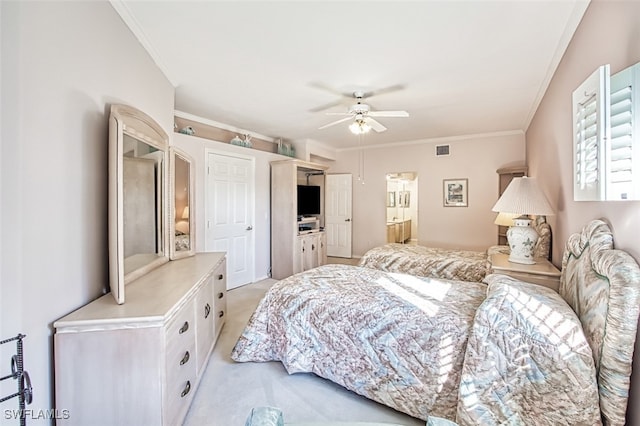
[218,311,224,318]
[179,321,189,334]
[180,351,190,366]
[204,303,211,319]
[181,380,191,398]
[217,274,224,280]
[217,292,224,299]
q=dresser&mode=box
[54,252,226,426]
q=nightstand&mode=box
[488,252,561,292]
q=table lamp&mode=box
[491,177,554,264]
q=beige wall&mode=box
[528,0,640,265]
[330,132,525,257]
[0,1,175,419]
[3,0,638,421]
[526,0,640,421]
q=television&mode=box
[297,185,321,216]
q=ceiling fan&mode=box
[316,90,409,134]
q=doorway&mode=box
[385,172,418,244]
[205,151,255,289]
[325,173,353,258]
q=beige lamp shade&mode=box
[494,212,518,226]
[181,206,189,219]
[492,177,554,216]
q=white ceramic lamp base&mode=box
[506,218,538,264]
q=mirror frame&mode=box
[109,104,169,304]
[169,147,196,260]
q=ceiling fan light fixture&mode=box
[349,119,371,135]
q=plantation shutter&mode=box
[572,65,610,201]
[608,65,639,200]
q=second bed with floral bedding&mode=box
[358,217,551,282]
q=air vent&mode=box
[436,145,450,156]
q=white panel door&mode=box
[325,174,352,258]
[206,152,255,289]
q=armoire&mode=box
[271,160,329,279]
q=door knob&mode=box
[246,225,253,231]
[345,218,351,222]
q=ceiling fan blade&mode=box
[309,81,348,96]
[318,116,354,130]
[364,117,387,133]
[368,110,409,118]
[309,99,345,113]
[308,82,356,112]
[325,112,353,116]
[360,84,405,99]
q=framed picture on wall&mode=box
[387,191,396,207]
[443,178,468,207]
[398,191,410,207]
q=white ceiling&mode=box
[112,0,589,150]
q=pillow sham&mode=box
[456,274,601,425]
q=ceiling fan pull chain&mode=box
[357,132,365,185]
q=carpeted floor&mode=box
[183,271,425,426]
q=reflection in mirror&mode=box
[123,135,164,273]
[170,147,196,260]
[387,191,396,207]
[109,104,169,304]
[385,172,418,244]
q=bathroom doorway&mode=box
[385,172,418,244]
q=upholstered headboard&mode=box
[559,219,640,425]
[533,215,551,259]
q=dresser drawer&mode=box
[165,304,195,360]
[213,260,227,337]
[195,275,215,373]
[164,305,197,426]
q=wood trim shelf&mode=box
[174,115,278,154]
[174,111,298,158]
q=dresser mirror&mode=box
[109,104,169,304]
[169,147,195,260]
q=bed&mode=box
[232,219,640,425]
[358,216,551,282]
[174,230,190,251]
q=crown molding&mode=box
[109,0,178,87]
[336,130,524,152]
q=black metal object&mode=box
[1,334,32,426]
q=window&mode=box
[573,62,640,201]
[573,65,609,201]
[608,64,640,200]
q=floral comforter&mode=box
[358,244,495,282]
[231,264,602,424]
[232,264,487,420]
